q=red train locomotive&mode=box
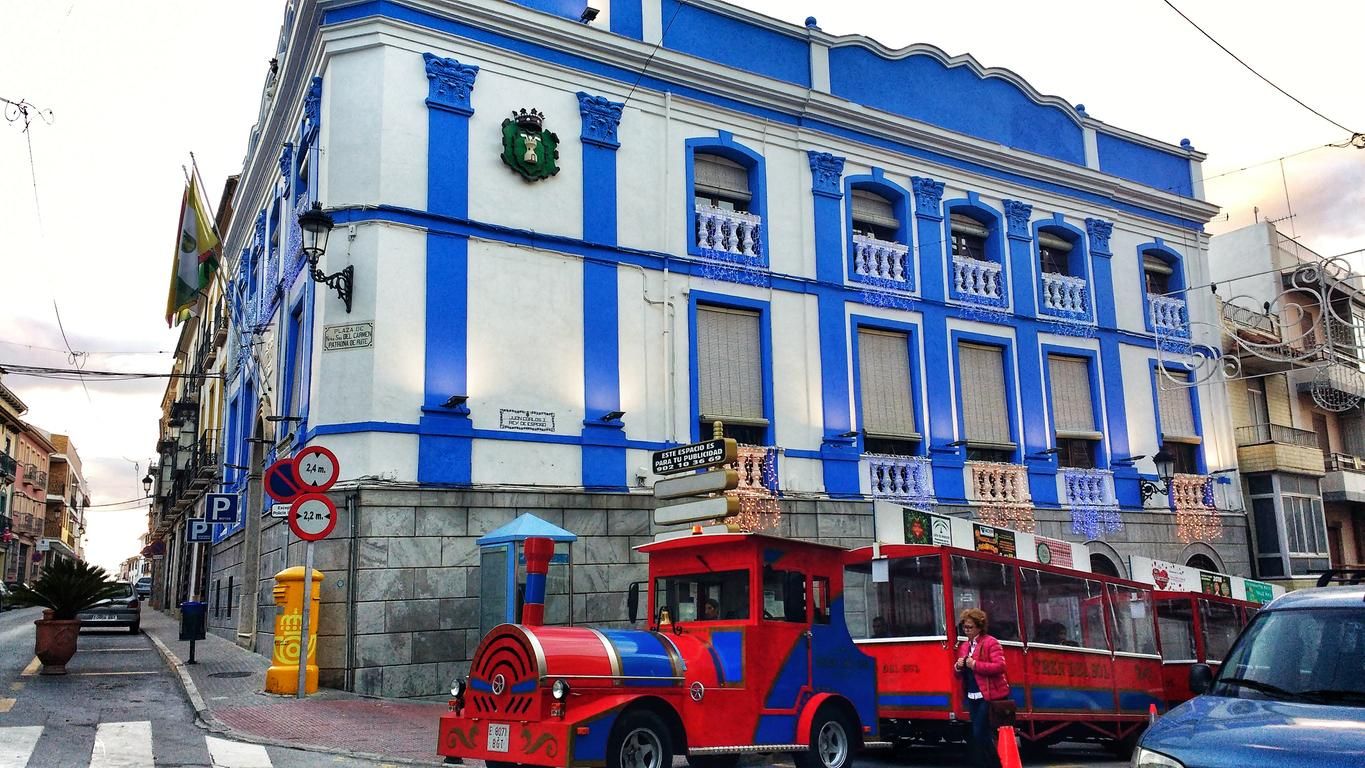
[437,532,884,768]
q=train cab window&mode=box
[655,570,750,623]
[762,566,807,622]
[951,556,1020,642]
[812,576,831,625]
[1156,599,1197,661]
[1107,584,1158,655]
[1200,599,1241,662]
[1022,569,1109,651]
[847,555,946,639]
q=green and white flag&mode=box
[164,176,219,326]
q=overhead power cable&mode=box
[1161,0,1362,142]
[0,363,220,381]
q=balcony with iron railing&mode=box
[1235,424,1318,447]
[851,234,913,290]
[695,204,764,263]
[0,453,16,482]
[188,430,222,489]
[864,453,934,503]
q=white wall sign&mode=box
[499,409,555,432]
[323,322,374,351]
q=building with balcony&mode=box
[1210,221,1359,585]
[41,433,88,565]
[192,0,1241,696]
[10,424,56,582]
[0,377,27,582]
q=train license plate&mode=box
[487,723,510,753]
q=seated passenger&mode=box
[702,598,720,621]
[872,616,890,638]
[1035,619,1069,645]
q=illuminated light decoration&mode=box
[697,258,771,289]
[725,445,781,533]
[1070,507,1123,539]
[859,288,916,312]
[977,504,1035,533]
[1171,474,1221,543]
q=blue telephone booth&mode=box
[476,513,577,637]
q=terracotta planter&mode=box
[33,617,81,675]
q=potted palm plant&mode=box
[10,559,126,674]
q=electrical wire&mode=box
[0,363,220,381]
[622,0,688,107]
[1160,0,1362,140]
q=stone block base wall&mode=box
[203,485,1249,698]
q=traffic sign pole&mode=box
[296,540,314,699]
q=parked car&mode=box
[133,576,152,600]
[0,581,13,611]
[1133,569,1365,768]
[75,581,141,634]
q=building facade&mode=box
[0,378,25,581]
[1211,222,1364,584]
[180,0,1243,697]
[12,425,55,581]
[42,433,88,565]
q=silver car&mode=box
[77,582,141,633]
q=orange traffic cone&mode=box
[1149,703,1160,724]
[996,726,1022,768]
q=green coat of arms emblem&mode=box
[501,108,559,182]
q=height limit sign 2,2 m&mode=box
[283,444,340,700]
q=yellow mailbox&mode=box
[264,566,324,695]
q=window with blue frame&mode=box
[958,342,1014,462]
[1156,374,1200,474]
[1047,354,1100,468]
[947,204,1007,307]
[689,138,765,264]
[1036,226,1090,321]
[857,328,919,455]
[849,184,912,290]
[1142,246,1188,336]
[284,304,305,416]
[695,305,767,445]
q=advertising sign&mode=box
[972,524,1017,558]
[903,508,951,546]
[1243,579,1276,604]
[1200,571,1233,598]
[1035,535,1075,569]
[652,438,738,475]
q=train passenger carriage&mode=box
[438,532,883,768]
[1151,588,1256,706]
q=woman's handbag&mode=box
[989,697,1017,728]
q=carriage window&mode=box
[1156,599,1196,661]
[762,565,807,622]
[1200,600,1241,662]
[812,576,831,625]
[1022,569,1109,651]
[952,556,1020,642]
[1108,584,1158,655]
[655,570,750,623]
[848,555,946,639]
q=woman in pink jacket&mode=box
[953,608,1010,767]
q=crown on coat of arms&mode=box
[512,108,545,132]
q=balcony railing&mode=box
[189,430,222,488]
[0,453,16,481]
[866,454,934,502]
[852,234,911,288]
[967,461,1030,505]
[1149,295,1188,335]
[731,444,778,495]
[951,256,1004,304]
[1326,452,1365,473]
[695,204,763,261]
[1061,467,1117,508]
[1040,272,1088,317]
[1235,423,1319,448]
[1170,473,1214,509]
[31,471,47,489]
[47,480,66,497]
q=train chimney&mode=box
[521,536,555,626]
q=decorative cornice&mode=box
[423,52,478,116]
[911,176,945,218]
[575,91,624,149]
[1003,200,1033,239]
[1086,218,1114,256]
[806,151,845,197]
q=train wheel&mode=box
[795,708,852,768]
[608,710,674,768]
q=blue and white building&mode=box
[194,0,1246,696]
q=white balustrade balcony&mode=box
[866,454,935,502]
[1040,272,1089,317]
[852,234,912,287]
[967,461,1031,505]
[951,256,1004,303]
[733,444,779,495]
[1149,295,1188,334]
[1060,467,1117,508]
[695,204,763,260]
[1170,473,1213,509]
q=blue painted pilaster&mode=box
[578,92,627,490]
[1002,200,1054,502]
[912,177,947,303]
[419,53,478,484]
[1086,217,1138,504]
[808,151,859,497]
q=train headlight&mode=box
[450,677,467,698]
[552,679,571,700]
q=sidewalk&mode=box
[141,608,450,765]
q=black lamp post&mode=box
[142,473,154,497]
[299,202,353,313]
[1140,447,1176,502]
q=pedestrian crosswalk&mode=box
[0,723,274,767]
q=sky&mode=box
[1,0,1360,574]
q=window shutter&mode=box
[851,189,899,231]
[694,153,751,201]
[1037,230,1074,252]
[697,306,764,422]
[1143,253,1174,275]
[959,343,1012,444]
[1048,356,1096,435]
[951,213,991,239]
[1157,379,1198,439]
[858,329,916,437]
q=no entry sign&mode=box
[288,493,337,542]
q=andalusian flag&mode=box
[165,176,220,326]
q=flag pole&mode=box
[189,152,229,299]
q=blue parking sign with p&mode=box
[205,493,240,524]
[186,520,213,543]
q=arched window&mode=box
[1090,553,1120,577]
[951,213,990,261]
[693,152,750,213]
[851,188,899,242]
[1038,228,1076,276]
[1143,251,1175,294]
[1186,554,1217,572]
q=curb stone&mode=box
[146,629,448,766]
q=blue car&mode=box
[1133,571,1365,768]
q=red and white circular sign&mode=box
[294,445,339,491]
[288,493,338,542]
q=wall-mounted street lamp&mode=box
[299,202,354,313]
[142,473,154,497]
[1139,447,1176,502]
